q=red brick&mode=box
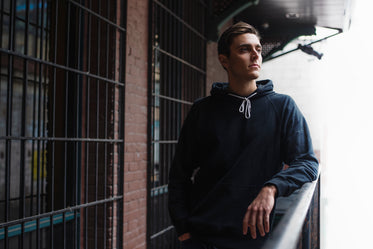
[123,0,149,248]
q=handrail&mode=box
[262,171,320,249]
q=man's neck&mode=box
[228,79,257,96]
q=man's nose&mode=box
[251,50,260,60]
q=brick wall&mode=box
[206,41,228,94]
[205,21,231,95]
[123,0,149,248]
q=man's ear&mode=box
[218,54,229,70]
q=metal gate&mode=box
[148,0,207,248]
[0,0,126,248]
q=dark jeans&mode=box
[180,238,219,249]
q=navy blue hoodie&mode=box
[168,80,319,249]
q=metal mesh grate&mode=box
[261,40,283,59]
[0,0,126,248]
[149,0,207,248]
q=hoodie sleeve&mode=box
[168,103,200,236]
[265,96,319,197]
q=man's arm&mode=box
[265,97,319,197]
[243,96,318,238]
[168,104,199,238]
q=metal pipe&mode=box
[75,3,83,248]
[94,1,102,247]
[154,47,206,75]
[85,1,92,246]
[0,48,125,86]
[0,136,123,143]
[50,0,58,243]
[69,0,126,32]
[4,0,16,248]
[0,196,123,228]
[19,0,30,247]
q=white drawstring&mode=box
[228,92,257,119]
[239,97,252,119]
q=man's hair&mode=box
[217,22,261,57]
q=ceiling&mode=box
[208,0,353,60]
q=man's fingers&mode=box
[249,207,257,239]
[243,186,276,239]
[245,206,272,239]
[257,208,265,237]
[242,208,251,235]
[264,212,270,233]
[178,233,191,241]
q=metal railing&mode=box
[263,172,320,249]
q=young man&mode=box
[168,22,319,249]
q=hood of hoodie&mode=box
[210,79,274,97]
[209,80,274,119]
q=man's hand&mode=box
[178,233,191,241]
[242,185,277,239]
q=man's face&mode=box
[219,33,262,81]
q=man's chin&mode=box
[247,73,260,81]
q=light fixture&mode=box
[298,44,323,60]
[285,13,300,19]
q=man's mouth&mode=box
[249,64,260,69]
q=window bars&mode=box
[149,0,207,248]
[0,0,126,248]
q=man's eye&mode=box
[240,47,248,52]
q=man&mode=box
[168,22,319,249]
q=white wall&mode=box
[260,1,373,248]
[259,47,326,153]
